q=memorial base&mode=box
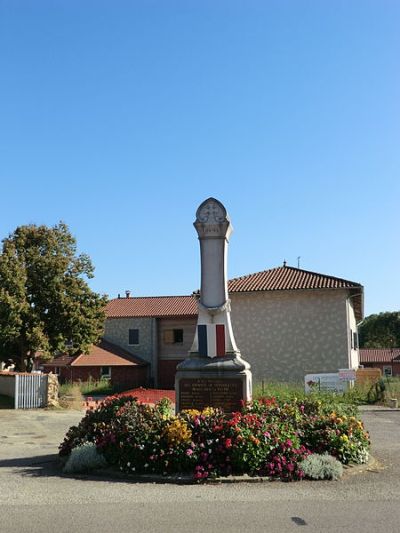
[175,355,252,413]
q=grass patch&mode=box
[253,380,377,410]
[59,378,113,398]
[384,377,400,403]
[58,383,84,410]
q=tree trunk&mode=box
[16,339,28,372]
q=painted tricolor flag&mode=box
[197,324,225,358]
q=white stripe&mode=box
[207,325,217,358]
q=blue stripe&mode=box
[198,325,208,356]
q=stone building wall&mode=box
[229,289,351,383]
[104,317,155,363]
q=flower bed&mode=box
[59,395,370,481]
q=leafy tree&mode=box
[358,312,400,348]
[0,222,107,371]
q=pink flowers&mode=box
[186,448,194,456]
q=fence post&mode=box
[14,374,19,409]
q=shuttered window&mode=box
[163,329,184,344]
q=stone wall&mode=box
[47,372,59,407]
[104,317,155,363]
[230,289,351,383]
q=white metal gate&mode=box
[14,373,48,409]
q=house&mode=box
[359,348,400,378]
[104,265,363,387]
[105,295,197,388]
[42,339,148,389]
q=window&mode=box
[54,367,60,375]
[163,329,184,344]
[101,366,111,379]
[128,329,139,345]
[383,365,392,378]
[351,331,359,350]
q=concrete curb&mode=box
[63,455,379,484]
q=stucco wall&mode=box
[347,298,360,369]
[158,318,197,360]
[229,289,350,383]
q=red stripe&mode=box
[216,324,225,357]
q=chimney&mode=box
[117,293,121,299]
[125,290,131,298]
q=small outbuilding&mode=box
[359,348,400,378]
[42,339,148,389]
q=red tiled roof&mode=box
[228,266,363,322]
[42,354,76,367]
[43,340,147,368]
[359,348,400,364]
[105,266,363,320]
[228,266,362,292]
[71,339,147,367]
[106,295,198,318]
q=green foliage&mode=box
[253,381,305,402]
[254,380,363,412]
[300,454,343,480]
[385,377,400,402]
[63,442,107,474]
[0,222,107,371]
[359,311,400,348]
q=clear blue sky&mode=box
[1,1,399,317]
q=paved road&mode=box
[0,408,399,533]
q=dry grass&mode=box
[58,383,84,410]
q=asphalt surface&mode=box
[0,407,399,533]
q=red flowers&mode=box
[224,438,232,449]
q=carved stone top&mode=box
[194,198,232,240]
[196,198,228,224]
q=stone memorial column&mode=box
[175,197,252,412]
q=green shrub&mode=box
[300,453,343,480]
[63,442,107,474]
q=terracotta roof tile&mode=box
[43,340,147,368]
[42,354,76,367]
[106,295,198,318]
[71,339,147,367]
[228,266,363,322]
[228,266,362,292]
[359,348,400,364]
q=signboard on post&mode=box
[338,369,357,382]
[304,373,347,393]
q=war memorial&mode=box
[175,197,252,412]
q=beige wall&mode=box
[230,289,351,383]
[158,318,197,360]
[347,298,360,369]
